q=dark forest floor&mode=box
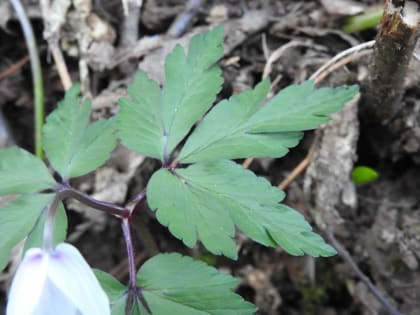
[1,1,420,314]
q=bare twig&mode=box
[50,46,72,90]
[119,0,143,75]
[327,232,401,315]
[9,0,44,158]
[262,40,315,79]
[90,35,162,71]
[168,0,202,38]
[278,153,311,191]
[0,55,29,80]
[120,0,143,46]
[261,33,269,60]
[39,0,72,90]
[309,40,375,82]
[312,50,372,84]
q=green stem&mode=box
[10,0,44,158]
[343,8,383,33]
[43,193,62,251]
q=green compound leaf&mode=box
[110,297,150,315]
[178,81,359,163]
[137,253,256,315]
[118,26,224,161]
[352,166,379,185]
[0,194,55,271]
[0,146,55,196]
[148,160,336,259]
[95,270,150,315]
[109,291,150,315]
[95,253,255,315]
[43,83,117,180]
[94,269,126,302]
[118,72,164,160]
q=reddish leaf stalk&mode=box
[55,183,131,219]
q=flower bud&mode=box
[6,243,110,315]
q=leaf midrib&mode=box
[143,289,248,314]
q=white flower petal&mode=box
[6,248,48,315]
[31,278,79,315]
[47,243,110,315]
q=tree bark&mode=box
[364,0,420,125]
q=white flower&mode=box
[6,243,110,315]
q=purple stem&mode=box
[122,218,153,314]
[327,232,401,315]
[130,190,147,216]
[122,218,137,289]
[50,183,151,312]
[56,183,131,218]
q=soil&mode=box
[1,0,420,315]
